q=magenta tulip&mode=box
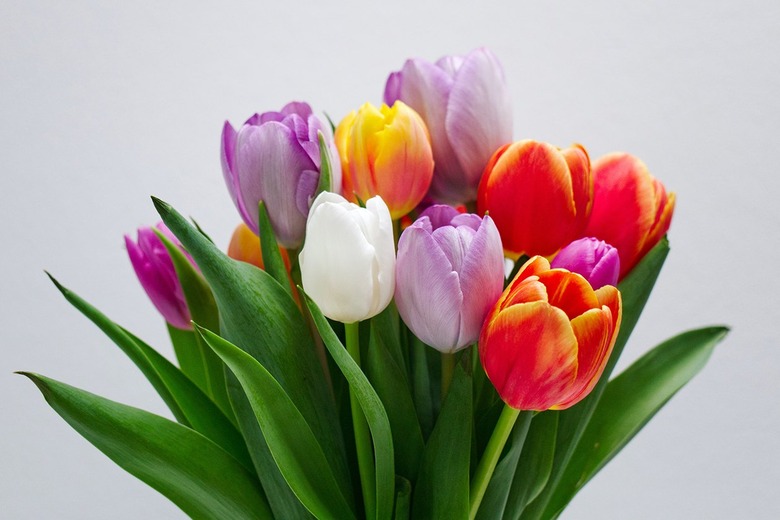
[395,205,504,352]
[551,237,620,290]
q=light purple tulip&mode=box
[395,205,504,353]
[221,101,342,249]
[125,223,194,330]
[551,237,620,289]
[384,48,512,205]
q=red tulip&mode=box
[479,256,621,411]
[583,153,675,278]
[477,140,593,258]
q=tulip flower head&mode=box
[479,256,621,411]
[336,101,434,220]
[221,101,342,249]
[583,153,675,278]
[227,222,290,271]
[477,140,593,259]
[551,237,620,290]
[125,223,193,330]
[300,192,395,323]
[395,205,504,353]
[385,47,513,204]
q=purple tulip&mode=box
[384,48,512,205]
[395,205,505,353]
[551,237,620,289]
[221,101,342,249]
[125,223,193,330]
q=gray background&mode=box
[2,1,778,518]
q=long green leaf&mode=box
[544,326,728,517]
[154,197,349,518]
[21,372,271,519]
[47,274,251,471]
[258,200,293,297]
[304,293,395,520]
[413,363,472,520]
[197,326,356,519]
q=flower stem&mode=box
[441,352,455,400]
[468,403,521,519]
[345,321,375,518]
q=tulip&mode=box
[551,237,620,290]
[384,48,513,204]
[125,223,193,330]
[477,140,593,258]
[583,153,675,278]
[300,192,395,323]
[335,101,434,219]
[479,256,621,410]
[221,101,341,249]
[395,205,504,353]
[226,222,290,271]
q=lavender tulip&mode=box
[384,48,512,204]
[125,223,193,330]
[551,237,620,289]
[395,205,504,353]
[221,101,342,249]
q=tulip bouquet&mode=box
[22,48,727,519]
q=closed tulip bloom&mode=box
[583,153,675,278]
[384,48,512,204]
[125,223,193,330]
[300,192,395,323]
[226,222,290,271]
[477,140,593,258]
[221,101,341,249]
[395,205,504,353]
[336,101,434,219]
[551,237,620,290]
[479,256,621,411]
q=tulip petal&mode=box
[220,121,247,224]
[560,144,593,233]
[536,270,599,320]
[480,301,578,410]
[364,196,396,317]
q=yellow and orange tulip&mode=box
[227,222,290,271]
[479,256,621,411]
[336,101,434,219]
[583,153,675,278]
[477,140,593,259]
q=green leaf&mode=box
[46,274,251,472]
[520,238,670,520]
[21,372,271,520]
[365,309,424,482]
[316,130,333,197]
[544,326,728,517]
[410,336,435,439]
[154,197,350,519]
[393,477,412,520]
[304,293,395,520]
[412,363,472,520]
[258,200,293,297]
[197,326,356,520]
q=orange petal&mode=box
[561,143,593,234]
[498,256,551,311]
[480,301,578,411]
[227,223,264,269]
[537,270,600,320]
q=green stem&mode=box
[468,404,521,519]
[441,352,455,400]
[345,321,375,518]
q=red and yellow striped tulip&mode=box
[479,256,621,411]
[336,101,434,219]
[477,140,593,259]
[583,153,675,278]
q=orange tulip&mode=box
[583,153,675,278]
[335,101,434,219]
[227,222,290,271]
[479,256,621,411]
[477,140,593,259]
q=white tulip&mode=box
[300,192,396,323]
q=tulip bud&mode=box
[385,48,513,204]
[477,140,593,258]
[395,205,504,353]
[479,256,622,411]
[227,222,290,271]
[125,223,193,330]
[335,101,434,219]
[583,153,675,278]
[300,192,395,323]
[221,101,342,249]
[551,237,620,290]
